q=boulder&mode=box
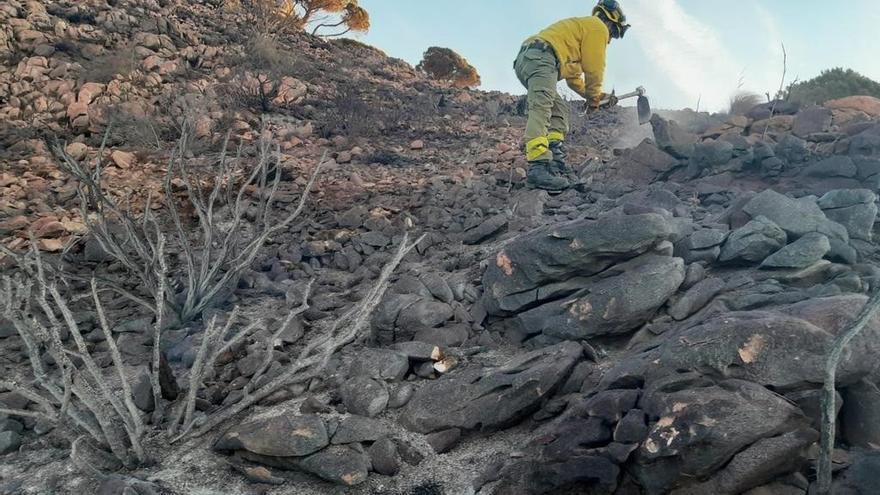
[399,341,582,433]
[340,376,389,418]
[669,429,817,495]
[826,96,880,117]
[720,216,788,264]
[512,255,685,341]
[602,296,880,391]
[368,437,400,476]
[631,377,814,494]
[650,115,698,158]
[742,189,848,241]
[841,379,880,449]
[331,415,389,445]
[775,134,809,163]
[793,106,833,138]
[833,450,880,494]
[689,140,734,171]
[298,445,370,486]
[761,233,831,269]
[483,214,674,315]
[348,348,410,382]
[0,430,21,455]
[668,277,725,321]
[804,156,858,178]
[818,189,878,241]
[214,414,328,457]
[613,139,680,183]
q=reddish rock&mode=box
[825,96,880,117]
[410,140,425,150]
[110,150,136,169]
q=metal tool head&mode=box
[637,95,651,125]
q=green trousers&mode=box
[514,45,570,162]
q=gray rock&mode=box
[614,409,648,444]
[131,367,154,413]
[681,263,707,290]
[413,323,469,347]
[631,378,813,495]
[819,189,878,241]
[804,156,858,178]
[743,189,847,241]
[651,115,698,158]
[690,140,734,170]
[340,376,389,418]
[419,273,454,304]
[331,415,390,445]
[463,214,508,245]
[368,437,400,476]
[775,135,809,163]
[720,216,788,264]
[513,255,685,341]
[425,428,461,454]
[0,430,21,455]
[483,214,674,315]
[841,379,880,449]
[387,383,414,409]
[0,417,24,434]
[793,106,832,138]
[833,450,880,494]
[390,341,442,361]
[818,189,877,209]
[0,317,14,338]
[602,296,880,391]
[669,277,725,320]
[213,414,328,457]
[761,233,831,269]
[298,445,370,486]
[96,476,161,495]
[670,429,817,495]
[687,229,729,250]
[614,139,681,183]
[395,300,453,330]
[400,341,582,433]
[348,348,410,382]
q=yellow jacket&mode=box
[526,16,609,102]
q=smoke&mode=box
[628,0,741,112]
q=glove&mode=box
[596,92,619,109]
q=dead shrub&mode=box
[417,46,481,89]
[729,92,762,116]
[79,44,139,84]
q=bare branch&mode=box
[817,288,880,494]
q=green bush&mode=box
[786,68,880,105]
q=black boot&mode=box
[548,141,576,180]
[527,161,571,191]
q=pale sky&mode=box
[349,0,880,112]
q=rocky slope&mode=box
[3,1,880,494]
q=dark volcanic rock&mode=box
[298,445,370,486]
[818,189,878,241]
[399,341,582,433]
[614,139,680,183]
[348,348,410,382]
[670,429,818,495]
[761,232,831,269]
[601,296,880,392]
[631,377,813,494]
[331,415,390,445]
[650,114,698,158]
[793,106,832,138]
[804,156,858,178]
[841,379,880,449]
[668,277,725,320]
[214,414,328,457]
[483,213,674,315]
[720,216,787,264]
[834,450,880,494]
[340,376,389,418]
[512,255,685,340]
[425,428,461,454]
[742,189,848,241]
[368,437,400,476]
